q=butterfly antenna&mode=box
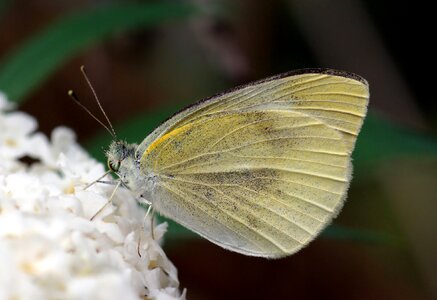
[68,90,116,138]
[80,65,117,139]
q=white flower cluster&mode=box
[0,92,185,300]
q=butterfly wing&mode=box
[139,69,369,258]
[137,69,368,155]
[142,110,354,257]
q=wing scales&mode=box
[136,70,369,157]
[136,70,369,257]
[142,110,353,257]
[157,181,300,254]
[156,182,271,252]
[159,178,307,251]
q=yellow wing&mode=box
[142,110,351,257]
[139,69,369,258]
[138,69,368,155]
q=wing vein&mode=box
[272,99,366,107]
[227,153,347,168]
[200,87,257,115]
[207,117,280,151]
[160,179,298,250]
[159,146,348,172]
[302,91,368,99]
[158,181,264,250]
[281,190,336,213]
[290,107,365,117]
[222,80,289,111]
[221,136,344,154]
[176,167,347,183]
[231,184,323,228]
[285,81,358,94]
[251,176,343,196]
[226,185,315,235]
[161,175,341,211]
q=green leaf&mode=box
[321,225,398,245]
[354,114,437,175]
[0,2,195,102]
[0,0,13,17]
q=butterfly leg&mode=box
[84,170,111,190]
[137,198,156,257]
[96,180,119,185]
[150,209,156,240]
[90,180,122,221]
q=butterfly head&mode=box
[106,140,137,173]
[106,140,147,195]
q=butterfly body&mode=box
[105,69,369,258]
[106,140,154,200]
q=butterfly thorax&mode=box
[106,140,154,199]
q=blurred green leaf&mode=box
[354,114,437,176]
[0,0,13,17]
[0,2,195,102]
[322,225,398,245]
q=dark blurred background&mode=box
[1,1,436,299]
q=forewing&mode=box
[137,69,369,156]
[141,110,352,258]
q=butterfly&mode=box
[73,68,369,258]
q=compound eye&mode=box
[108,160,120,172]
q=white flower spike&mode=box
[0,93,185,300]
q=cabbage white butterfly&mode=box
[71,67,369,258]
